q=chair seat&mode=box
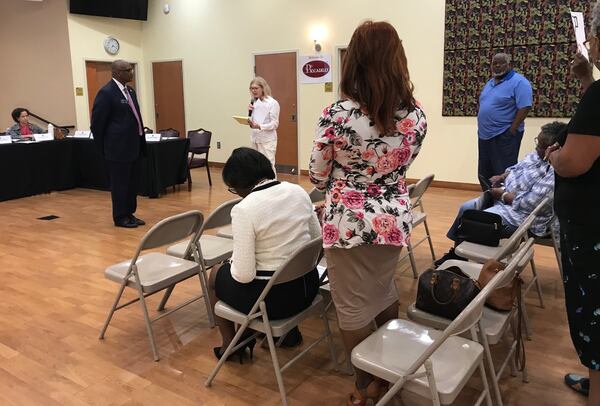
[412,211,427,226]
[167,235,233,267]
[352,319,483,405]
[189,157,207,168]
[104,252,199,294]
[214,295,324,337]
[216,225,233,239]
[454,239,510,263]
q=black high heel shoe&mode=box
[213,335,257,364]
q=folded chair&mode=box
[399,174,436,279]
[162,199,240,317]
[407,238,535,406]
[205,237,338,406]
[455,197,550,309]
[99,211,206,361]
[351,240,531,406]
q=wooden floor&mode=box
[0,168,587,405]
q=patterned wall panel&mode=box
[443,0,591,117]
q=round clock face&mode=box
[104,37,120,55]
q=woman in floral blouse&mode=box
[309,21,426,405]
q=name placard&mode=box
[0,135,12,144]
[74,130,92,139]
[33,133,54,142]
[145,133,162,142]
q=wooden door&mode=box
[152,61,185,137]
[86,61,137,121]
[254,52,298,174]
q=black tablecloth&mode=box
[0,138,189,202]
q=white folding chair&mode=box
[162,199,240,322]
[455,197,550,309]
[99,211,206,361]
[352,240,531,406]
[399,174,436,278]
[407,239,535,406]
[205,237,338,406]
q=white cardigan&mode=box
[230,181,321,283]
[250,96,280,144]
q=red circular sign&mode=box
[303,60,330,78]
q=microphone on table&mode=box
[248,97,256,118]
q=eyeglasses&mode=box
[227,187,238,195]
[117,68,134,73]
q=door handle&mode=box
[291,114,296,122]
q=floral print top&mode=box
[309,99,426,249]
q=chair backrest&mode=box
[158,128,180,138]
[308,187,325,203]
[493,196,550,261]
[201,198,241,231]
[409,174,435,206]
[403,237,534,377]
[188,128,212,151]
[132,211,204,262]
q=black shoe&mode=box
[213,337,256,364]
[279,327,303,348]
[131,215,145,226]
[564,373,589,396]
[114,219,138,228]
[433,248,466,268]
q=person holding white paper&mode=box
[247,77,280,171]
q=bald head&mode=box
[111,60,134,85]
[491,53,512,78]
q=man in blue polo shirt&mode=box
[477,53,533,191]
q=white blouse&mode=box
[230,181,321,283]
[250,96,280,143]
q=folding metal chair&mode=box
[399,174,436,279]
[533,216,563,279]
[99,211,206,361]
[205,237,338,406]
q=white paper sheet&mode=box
[571,11,589,61]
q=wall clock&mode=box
[104,36,120,55]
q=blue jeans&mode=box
[478,129,524,191]
[447,197,518,242]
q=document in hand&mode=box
[232,116,250,125]
[570,11,589,61]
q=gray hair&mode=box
[493,53,512,64]
[592,1,600,38]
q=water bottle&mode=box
[47,124,54,138]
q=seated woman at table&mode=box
[208,147,320,361]
[6,108,45,139]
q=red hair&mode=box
[340,21,415,135]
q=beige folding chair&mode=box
[214,197,242,240]
[455,197,550,309]
[407,238,535,406]
[99,211,205,361]
[162,199,240,320]
[399,174,436,279]
[533,216,563,279]
[205,237,338,406]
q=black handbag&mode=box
[415,266,481,319]
[456,209,502,247]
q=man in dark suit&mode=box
[91,60,147,228]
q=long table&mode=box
[0,138,190,202]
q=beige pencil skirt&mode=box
[324,244,402,331]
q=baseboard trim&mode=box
[298,170,479,191]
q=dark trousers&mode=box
[106,160,139,224]
[478,129,523,191]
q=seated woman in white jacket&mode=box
[208,147,320,362]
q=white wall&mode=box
[68,0,569,184]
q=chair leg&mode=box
[136,286,160,361]
[157,285,175,311]
[529,258,545,309]
[187,167,192,192]
[206,164,212,186]
[424,359,442,406]
[423,219,436,261]
[478,324,502,406]
[260,302,288,406]
[551,231,564,280]
[99,282,127,339]
[477,359,494,406]
[205,320,250,387]
[407,243,418,279]
[198,268,216,328]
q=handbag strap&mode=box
[429,273,461,305]
[512,277,526,371]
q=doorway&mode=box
[152,60,186,137]
[254,52,298,174]
[85,61,137,121]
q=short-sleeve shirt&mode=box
[477,70,533,140]
[554,80,600,225]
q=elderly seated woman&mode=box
[6,108,45,139]
[208,147,320,362]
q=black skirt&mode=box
[214,262,319,320]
